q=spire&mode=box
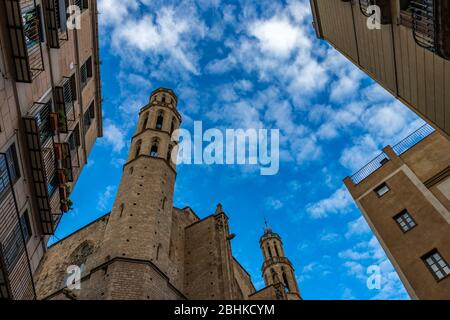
[215,203,224,215]
[263,217,272,234]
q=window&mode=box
[155,111,164,130]
[167,145,173,162]
[20,210,32,243]
[374,182,390,197]
[74,0,89,11]
[135,140,142,158]
[274,242,279,257]
[83,101,95,134]
[80,57,92,89]
[63,74,77,104]
[4,144,20,184]
[150,139,159,158]
[267,244,273,258]
[170,118,176,134]
[394,210,417,233]
[422,250,450,281]
[2,223,24,272]
[142,113,149,131]
[282,269,290,292]
[68,125,81,152]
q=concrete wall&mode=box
[344,133,450,299]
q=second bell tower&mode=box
[260,222,301,300]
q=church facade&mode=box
[34,88,301,300]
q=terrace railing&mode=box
[350,123,436,184]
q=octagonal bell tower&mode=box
[260,222,301,300]
[98,88,182,299]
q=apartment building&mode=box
[0,0,101,299]
[310,0,450,139]
[344,125,450,299]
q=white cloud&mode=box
[102,121,126,153]
[306,187,354,219]
[249,18,302,57]
[345,216,371,239]
[97,185,116,211]
[266,197,284,210]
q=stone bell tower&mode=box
[98,88,182,299]
[260,222,301,300]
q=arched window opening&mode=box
[167,145,173,162]
[271,268,278,284]
[267,244,273,258]
[162,95,166,103]
[150,139,159,158]
[274,242,279,257]
[156,111,164,130]
[135,140,142,158]
[170,118,176,135]
[141,113,149,131]
[282,272,290,292]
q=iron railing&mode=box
[392,124,435,155]
[350,123,436,184]
[411,0,437,51]
[351,152,390,184]
[0,153,36,300]
[5,0,44,82]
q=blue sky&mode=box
[50,0,427,299]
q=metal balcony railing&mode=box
[410,0,450,60]
[392,124,435,155]
[23,102,65,235]
[5,0,44,82]
[0,153,36,300]
[350,123,436,184]
[351,152,390,185]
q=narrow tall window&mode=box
[394,209,417,233]
[282,272,290,292]
[80,57,92,90]
[422,250,450,281]
[274,242,279,257]
[374,182,390,197]
[161,95,166,103]
[142,113,149,131]
[167,145,173,162]
[170,118,176,134]
[20,210,32,242]
[267,244,273,258]
[156,111,164,130]
[135,140,142,158]
[156,244,162,261]
[162,197,166,210]
[150,139,159,158]
[5,143,20,183]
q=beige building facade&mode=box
[33,88,302,300]
[0,0,101,299]
[344,125,450,299]
[310,0,450,140]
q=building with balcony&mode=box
[310,0,450,139]
[0,0,101,299]
[344,124,450,299]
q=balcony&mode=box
[402,0,450,60]
[5,0,44,82]
[23,101,73,235]
[42,0,69,49]
[54,76,76,134]
[350,124,435,184]
[0,153,36,300]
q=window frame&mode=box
[422,249,450,282]
[374,182,390,198]
[393,209,417,233]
